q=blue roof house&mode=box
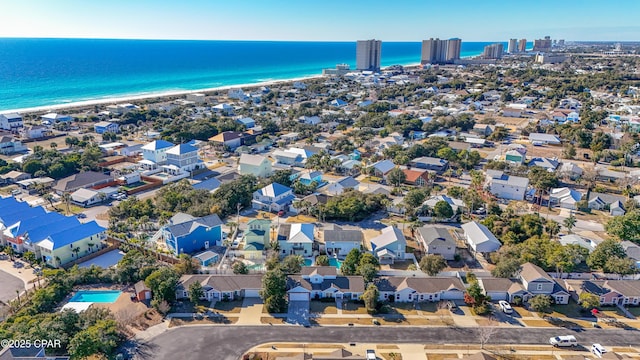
[252,182,295,212]
[158,213,223,255]
[236,117,256,129]
[34,221,107,268]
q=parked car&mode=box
[446,301,457,310]
[498,300,513,314]
[549,335,577,347]
[76,213,87,219]
[277,210,285,217]
[366,349,376,360]
[591,344,607,358]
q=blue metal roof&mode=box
[26,216,81,244]
[0,206,46,227]
[45,220,105,250]
[0,197,31,218]
[6,212,67,237]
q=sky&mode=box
[1,0,639,42]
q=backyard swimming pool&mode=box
[69,290,121,303]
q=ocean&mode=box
[0,38,520,111]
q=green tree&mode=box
[578,293,600,311]
[68,319,120,359]
[233,261,249,274]
[605,256,637,277]
[433,200,454,219]
[563,143,577,159]
[281,255,304,274]
[419,254,447,276]
[490,257,521,278]
[260,268,287,313]
[386,167,406,187]
[563,214,577,234]
[587,239,627,271]
[174,254,200,275]
[342,248,361,275]
[528,294,552,313]
[23,251,36,265]
[189,281,204,303]
[361,284,379,314]
[315,255,329,266]
[605,209,640,243]
[145,267,179,303]
[358,263,378,284]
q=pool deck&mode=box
[63,286,148,321]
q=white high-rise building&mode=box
[518,39,527,52]
[483,43,504,59]
[356,39,382,71]
[508,39,518,53]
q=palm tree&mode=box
[87,243,94,253]
[563,214,577,234]
[43,193,55,209]
[62,192,72,215]
[5,246,14,261]
[72,247,80,259]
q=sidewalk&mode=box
[134,320,168,341]
[236,298,265,325]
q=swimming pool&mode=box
[328,258,343,269]
[69,290,121,303]
[303,259,313,266]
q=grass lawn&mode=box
[627,307,640,317]
[381,353,403,360]
[425,355,451,360]
[343,302,368,314]
[260,317,287,325]
[388,302,419,315]
[172,300,213,313]
[513,306,533,317]
[213,300,243,314]
[387,261,415,271]
[417,302,438,313]
[547,302,586,319]
[309,301,338,314]
[168,316,237,327]
[522,319,555,327]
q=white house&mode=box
[140,140,175,168]
[375,277,466,303]
[94,121,119,134]
[164,143,202,174]
[416,226,456,260]
[0,113,23,131]
[238,154,272,178]
[326,176,359,196]
[549,187,583,210]
[287,267,365,302]
[461,221,501,254]
[486,170,529,201]
[252,182,295,212]
[528,133,561,145]
[277,223,314,257]
[323,225,363,257]
[20,125,49,140]
[0,136,27,155]
[370,226,406,264]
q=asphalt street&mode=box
[132,326,640,360]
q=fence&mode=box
[61,241,119,269]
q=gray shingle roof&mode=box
[166,213,223,238]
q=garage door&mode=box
[244,289,260,298]
[145,291,151,300]
[488,292,507,301]
[289,292,309,302]
[441,291,465,300]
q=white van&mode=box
[591,343,607,358]
[549,335,577,347]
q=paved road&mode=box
[132,326,640,360]
[0,268,25,304]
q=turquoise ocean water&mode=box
[0,39,519,111]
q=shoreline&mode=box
[0,63,424,115]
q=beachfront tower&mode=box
[356,39,382,72]
[518,39,527,52]
[421,38,461,64]
[508,38,518,53]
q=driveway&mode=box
[0,267,26,304]
[132,326,640,360]
[287,300,310,326]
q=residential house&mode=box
[558,234,600,253]
[287,266,365,302]
[236,117,256,129]
[557,162,583,180]
[610,201,626,216]
[408,157,449,174]
[208,131,244,150]
[193,249,224,267]
[424,195,465,214]
[20,125,50,139]
[297,170,323,187]
[212,103,235,115]
[238,154,273,178]
[277,223,314,256]
[33,220,106,268]
[549,187,583,210]
[375,277,466,303]
[472,124,494,137]
[176,274,263,301]
[252,182,295,212]
[370,226,406,264]
[273,149,301,166]
[0,136,27,155]
[70,188,106,207]
[244,218,271,251]
[528,157,559,171]
[323,225,363,257]
[134,281,152,301]
[0,113,23,131]
[326,176,360,196]
[486,170,529,201]
[52,171,113,195]
[0,171,30,185]
[192,177,222,193]
[402,169,431,187]
[460,221,501,255]
[621,241,640,262]
[501,107,522,118]
[94,121,119,134]
[164,143,202,174]
[416,226,456,260]
[528,133,561,145]
[519,262,569,304]
[370,159,396,178]
[140,140,175,168]
[157,212,223,255]
[588,192,626,211]
[564,279,640,306]
[478,278,529,303]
